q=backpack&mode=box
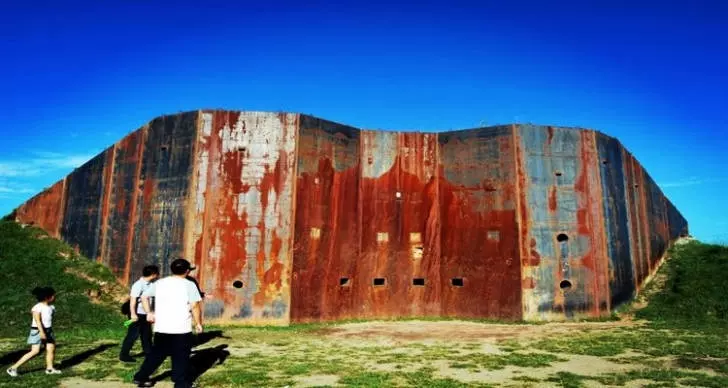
[121,299,131,317]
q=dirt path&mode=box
[319,319,639,342]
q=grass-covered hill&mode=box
[0,221,126,339]
[636,240,728,328]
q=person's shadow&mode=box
[0,349,28,366]
[192,330,229,348]
[17,343,115,373]
[153,344,230,384]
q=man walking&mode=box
[120,265,159,362]
[133,259,203,388]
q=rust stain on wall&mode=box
[16,179,66,238]
[12,110,687,324]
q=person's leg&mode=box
[45,343,59,372]
[138,315,153,355]
[10,345,41,370]
[120,320,141,360]
[134,333,169,383]
[170,333,193,388]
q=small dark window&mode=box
[451,278,464,287]
[237,146,247,153]
[413,278,425,286]
[634,184,640,188]
[160,145,168,151]
[557,233,569,242]
[602,160,609,165]
[340,277,350,286]
[555,171,563,177]
[560,280,572,290]
[373,278,386,286]
[232,280,243,289]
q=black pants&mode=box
[134,332,193,388]
[120,314,152,358]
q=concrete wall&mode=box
[14,111,688,324]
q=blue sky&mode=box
[0,1,726,242]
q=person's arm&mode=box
[32,311,46,339]
[129,298,139,321]
[191,301,203,333]
[187,281,203,333]
[141,283,156,322]
[129,282,142,321]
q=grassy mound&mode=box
[0,221,125,338]
[637,241,728,327]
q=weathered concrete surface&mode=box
[13,110,688,324]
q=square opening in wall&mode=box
[377,232,389,243]
[409,232,422,243]
[373,278,386,286]
[451,278,464,287]
[310,228,321,239]
[412,278,425,286]
[340,278,350,287]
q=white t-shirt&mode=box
[31,303,55,328]
[142,276,202,334]
[130,277,154,315]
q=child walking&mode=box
[6,286,62,377]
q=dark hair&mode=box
[142,265,160,277]
[31,286,56,302]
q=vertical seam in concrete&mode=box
[511,124,525,320]
[123,126,147,285]
[57,177,68,238]
[435,131,442,317]
[287,113,301,325]
[197,112,216,296]
[590,130,611,313]
[184,110,202,268]
[97,145,117,264]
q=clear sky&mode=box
[0,1,726,242]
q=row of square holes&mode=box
[340,278,464,287]
[231,278,464,289]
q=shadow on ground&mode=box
[153,344,230,384]
[0,349,28,366]
[21,343,116,373]
[192,330,229,348]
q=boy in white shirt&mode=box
[119,265,160,362]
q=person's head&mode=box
[142,265,160,281]
[170,258,195,277]
[31,286,56,304]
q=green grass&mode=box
[637,241,728,328]
[0,221,124,338]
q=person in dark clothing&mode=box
[119,265,159,362]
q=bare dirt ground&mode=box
[50,317,720,387]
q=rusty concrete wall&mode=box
[60,149,113,261]
[128,113,197,280]
[189,111,297,324]
[102,129,146,281]
[518,125,610,320]
[292,116,361,322]
[595,132,635,307]
[439,127,521,320]
[13,110,688,324]
[15,179,66,238]
[358,130,441,319]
